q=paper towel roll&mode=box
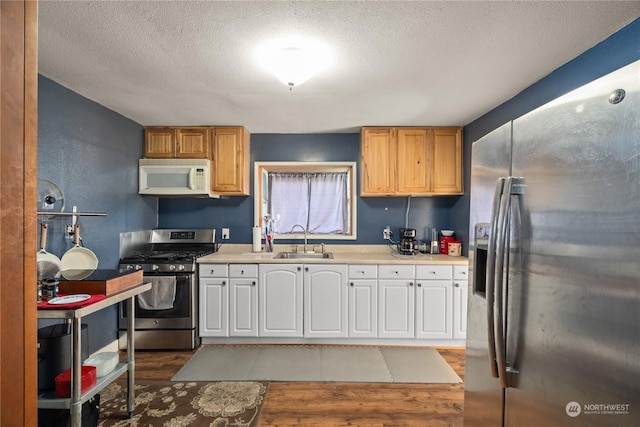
[252,226,262,252]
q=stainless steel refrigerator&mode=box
[464,60,639,426]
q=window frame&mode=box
[254,161,357,240]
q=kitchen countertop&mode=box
[197,244,468,265]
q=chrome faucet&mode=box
[290,224,309,253]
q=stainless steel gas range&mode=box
[118,229,216,350]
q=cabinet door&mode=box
[144,127,176,158]
[304,265,348,338]
[229,278,258,337]
[211,127,250,195]
[361,128,396,195]
[199,278,228,337]
[176,127,209,158]
[348,279,378,338]
[258,264,303,337]
[432,128,463,194]
[415,280,452,339]
[378,279,415,338]
[397,128,431,194]
[453,280,468,339]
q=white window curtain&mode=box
[269,172,348,235]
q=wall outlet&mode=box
[222,228,230,240]
[383,226,392,240]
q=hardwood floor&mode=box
[128,346,465,426]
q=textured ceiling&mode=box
[38,1,640,134]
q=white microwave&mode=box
[138,158,218,197]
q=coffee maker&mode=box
[398,228,417,255]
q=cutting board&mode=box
[58,270,144,296]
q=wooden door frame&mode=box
[0,1,38,425]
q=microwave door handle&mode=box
[188,168,195,190]
[486,177,505,379]
[494,176,514,388]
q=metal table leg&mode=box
[127,296,136,417]
[70,318,82,427]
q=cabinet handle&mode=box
[210,270,215,274]
[417,282,422,287]
[430,271,436,274]
[455,283,460,288]
[222,281,226,286]
[394,271,399,275]
[349,282,354,287]
[252,281,256,286]
[241,270,244,275]
[305,267,309,272]
[409,282,414,286]
[297,266,301,271]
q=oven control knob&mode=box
[152,265,159,271]
[178,265,185,271]
[126,265,134,271]
[169,265,176,271]
[136,265,142,271]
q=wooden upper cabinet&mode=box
[432,128,463,194]
[361,128,396,195]
[144,127,176,158]
[176,127,210,158]
[211,126,250,195]
[396,128,431,195]
[144,127,209,159]
[361,127,463,196]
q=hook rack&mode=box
[37,205,108,237]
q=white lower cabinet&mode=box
[199,264,229,337]
[415,265,453,339]
[453,265,469,339]
[229,264,258,337]
[258,264,303,337]
[201,261,468,343]
[304,264,348,337]
[348,265,378,338]
[378,265,415,338]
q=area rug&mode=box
[172,345,462,384]
[97,377,267,426]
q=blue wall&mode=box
[38,76,157,352]
[451,17,640,248]
[158,133,459,245]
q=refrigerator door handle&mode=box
[495,176,525,388]
[486,177,506,379]
[494,176,513,387]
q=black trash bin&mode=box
[37,323,89,391]
[38,394,100,427]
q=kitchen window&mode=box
[254,162,357,240]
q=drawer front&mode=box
[453,265,469,280]
[229,264,258,278]
[348,264,377,279]
[199,263,228,278]
[378,264,415,279]
[415,265,452,280]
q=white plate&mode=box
[47,294,91,305]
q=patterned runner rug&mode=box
[97,377,267,426]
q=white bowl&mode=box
[83,352,119,378]
[441,230,454,237]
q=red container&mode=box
[440,236,455,254]
[54,366,97,398]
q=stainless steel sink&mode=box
[273,252,334,259]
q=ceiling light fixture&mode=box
[257,39,331,91]
[271,47,317,90]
